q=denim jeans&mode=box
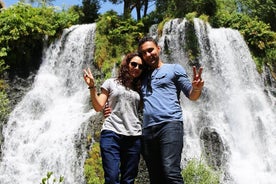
[142,121,184,184]
[100,130,141,184]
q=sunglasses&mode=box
[130,62,144,70]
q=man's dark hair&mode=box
[138,36,158,52]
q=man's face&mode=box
[139,41,160,68]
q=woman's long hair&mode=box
[116,52,144,93]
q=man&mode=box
[138,36,204,184]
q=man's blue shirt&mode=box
[141,64,192,128]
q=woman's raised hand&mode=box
[83,68,95,88]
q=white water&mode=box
[157,18,276,184]
[0,24,96,184]
[1,19,276,184]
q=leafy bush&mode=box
[95,11,144,78]
[0,90,10,122]
[84,142,104,184]
[40,172,64,184]
[182,158,220,184]
[0,2,79,77]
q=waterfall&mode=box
[0,24,97,184]
[1,18,276,184]
[155,18,276,184]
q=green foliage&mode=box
[84,142,104,184]
[215,0,237,13]
[157,17,171,37]
[198,14,209,23]
[0,48,9,76]
[0,2,78,43]
[40,172,64,184]
[155,0,218,19]
[69,0,100,24]
[95,11,144,78]
[182,158,220,184]
[0,2,79,77]
[185,12,198,22]
[183,19,201,66]
[0,48,9,122]
[237,0,276,31]
[0,90,10,122]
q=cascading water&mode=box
[1,18,275,184]
[0,24,97,184]
[155,18,276,184]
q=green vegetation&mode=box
[182,158,220,184]
[95,11,144,78]
[84,142,104,184]
[184,14,201,66]
[40,172,64,184]
[0,2,79,121]
[0,2,79,77]
[0,90,10,122]
[0,0,275,183]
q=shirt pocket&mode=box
[152,73,167,87]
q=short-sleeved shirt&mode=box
[141,64,192,128]
[101,78,142,136]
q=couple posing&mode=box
[83,36,204,184]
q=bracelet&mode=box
[193,89,201,92]
[88,86,95,89]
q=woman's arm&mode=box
[89,87,108,112]
[83,68,109,112]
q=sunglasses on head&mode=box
[130,62,144,70]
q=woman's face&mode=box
[128,56,143,78]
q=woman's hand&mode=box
[83,68,95,88]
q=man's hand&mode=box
[103,103,111,118]
[189,66,204,101]
[192,66,204,90]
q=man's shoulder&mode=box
[163,63,183,70]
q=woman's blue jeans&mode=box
[100,130,141,184]
[142,121,184,184]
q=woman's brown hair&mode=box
[116,52,144,92]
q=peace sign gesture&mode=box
[83,68,95,88]
[192,66,204,90]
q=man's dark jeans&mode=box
[100,130,141,184]
[142,121,184,184]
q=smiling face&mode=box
[139,41,161,69]
[128,56,143,78]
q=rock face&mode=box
[0,74,35,160]
[199,126,233,182]
[200,126,229,169]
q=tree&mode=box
[69,0,100,24]
[155,0,218,19]
[0,3,79,78]
[80,0,100,23]
[237,0,276,31]
[103,0,153,20]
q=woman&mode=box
[83,52,144,184]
